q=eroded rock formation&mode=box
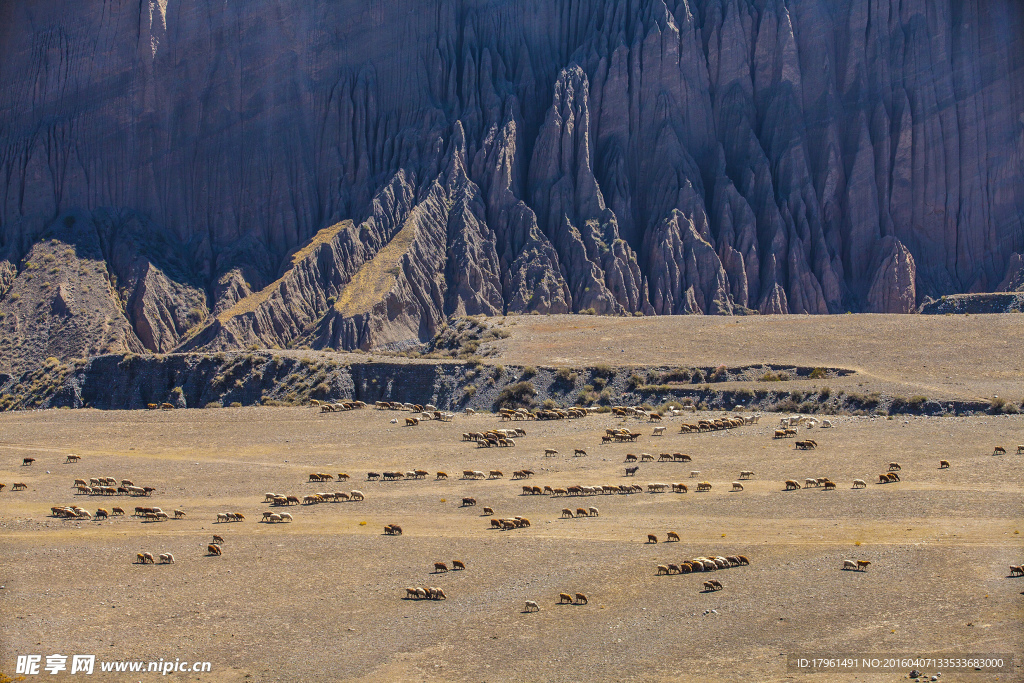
[0,0,1021,367]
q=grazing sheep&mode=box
[647,534,658,544]
[12,482,27,491]
[367,472,381,481]
[350,490,364,501]
[267,514,283,523]
[737,555,750,565]
[671,483,688,493]
[731,482,744,491]
[888,462,901,471]
[278,513,292,522]
[95,508,109,519]
[588,507,599,517]
[785,480,801,490]
[22,458,35,466]
[1009,566,1024,576]
[856,560,871,570]
[216,513,229,523]
[805,478,818,488]
[625,466,639,476]
[491,519,502,528]
[993,446,1006,455]
[842,560,858,570]
[158,553,175,564]
[739,471,754,479]
[489,470,503,479]
[435,471,448,480]
[174,510,186,519]
[207,544,222,556]
[561,509,574,518]
[878,474,889,484]
[462,497,477,507]
[667,531,680,542]
[652,427,666,436]
[525,600,540,612]
[574,449,588,457]
[640,453,654,462]
[111,507,125,515]
[544,449,558,457]
[823,481,836,490]
[624,453,638,462]
[559,593,573,604]
[212,535,225,545]
[690,471,700,478]
[428,588,447,600]
[575,507,589,517]
[452,560,466,570]
[434,562,448,573]
[1017,445,1024,455]
[415,587,428,600]
[696,481,712,492]
[709,579,723,590]
[852,479,867,488]
[657,564,671,575]
[136,552,152,564]
[384,524,403,535]
[65,455,80,463]
[703,581,717,591]
[574,593,588,605]
[405,417,419,426]
[939,460,950,469]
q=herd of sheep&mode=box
[5,402,1022,616]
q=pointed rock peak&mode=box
[867,237,916,313]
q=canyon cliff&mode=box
[0,0,1021,370]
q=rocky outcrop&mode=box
[0,0,1021,361]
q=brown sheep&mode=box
[491,519,502,528]
[667,531,680,542]
[207,544,222,556]
[559,593,573,604]
[574,449,588,457]
[462,497,477,507]
[647,534,658,544]
[574,593,588,605]
[823,480,836,490]
[576,507,589,517]
[939,460,950,469]
[657,564,671,575]
[856,560,871,571]
[434,562,448,573]
[212,535,225,545]
[561,508,574,518]
[888,462,901,471]
[452,560,466,571]
[12,483,27,491]
[1008,565,1023,576]
[22,457,35,466]
[993,446,1006,455]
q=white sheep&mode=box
[588,506,599,517]
[158,553,175,564]
[524,600,540,612]
[731,481,743,491]
[852,479,867,488]
[842,560,857,570]
[279,512,292,522]
[690,471,700,478]
[350,490,364,501]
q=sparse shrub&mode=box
[809,367,827,379]
[592,377,607,390]
[542,398,557,409]
[493,365,505,378]
[709,365,728,382]
[204,401,221,409]
[591,363,615,378]
[556,367,578,384]
[311,382,330,398]
[691,369,705,384]
[463,384,477,398]
[170,387,183,397]
[495,381,537,408]
[521,366,537,378]
[989,396,1007,413]
[229,401,242,408]
[819,386,831,400]
[598,388,613,403]
[627,373,644,390]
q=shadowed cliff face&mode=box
[0,0,1022,365]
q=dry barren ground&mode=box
[486,314,1024,402]
[0,404,1022,682]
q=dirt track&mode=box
[1,404,1022,682]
